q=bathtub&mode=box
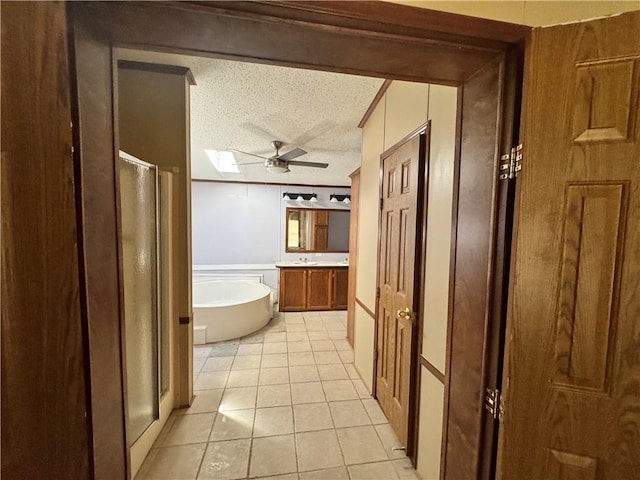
[193,279,273,343]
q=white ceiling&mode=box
[118,49,384,186]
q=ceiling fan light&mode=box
[296,195,305,201]
[267,165,289,174]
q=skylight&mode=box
[205,150,239,173]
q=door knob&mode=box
[397,307,411,319]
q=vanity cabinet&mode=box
[278,266,348,312]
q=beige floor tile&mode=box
[285,316,305,325]
[348,461,399,480]
[194,346,213,358]
[197,438,250,479]
[305,323,327,332]
[263,342,288,354]
[288,352,316,366]
[332,339,352,351]
[287,341,312,352]
[253,406,294,437]
[209,344,239,357]
[209,408,254,441]
[239,332,265,344]
[329,400,371,428]
[286,324,307,332]
[286,332,309,342]
[264,332,287,343]
[327,330,347,340]
[237,343,263,356]
[259,367,290,385]
[291,382,326,404]
[317,364,349,381]
[257,384,291,408]
[162,412,215,446]
[338,351,355,364]
[299,467,349,480]
[293,402,334,432]
[307,331,330,340]
[226,368,259,388]
[310,340,336,351]
[250,434,297,477]
[344,364,361,380]
[232,355,262,370]
[361,398,388,425]
[257,474,299,480]
[137,443,206,479]
[296,429,344,472]
[322,380,359,401]
[262,353,289,368]
[219,386,257,411]
[289,365,320,383]
[194,371,228,390]
[313,351,341,365]
[375,424,406,459]
[352,379,371,399]
[392,458,420,479]
[336,426,387,465]
[179,390,223,415]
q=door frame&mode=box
[68,1,528,477]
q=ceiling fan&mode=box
[231,140,329,174]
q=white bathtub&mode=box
[193,279,273,343]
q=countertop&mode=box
[275,261,349,268]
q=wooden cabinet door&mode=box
[500,11,640,480]
[332,268,349,310]
[279,269,307,311]
[306,268,332,310]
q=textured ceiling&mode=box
[118,49,384,186]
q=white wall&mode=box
[355,80,457,479]
[191,181,351,294]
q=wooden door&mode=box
[332,268,349,310]
[307,268,332,310]
[500,11,640,479]
[279,269,307,311]
[376,131,425,445]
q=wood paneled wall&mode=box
[1,2,90,479]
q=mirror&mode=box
[286,208,350,252]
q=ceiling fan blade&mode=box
[292,120,338,146]
[286,160,329,169]
[237,161,265,166]
[230,149,268,161]
[239,122,282,141]
[278,147,307,161]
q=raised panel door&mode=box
[279,269,307,311]
[307,268,332,310]
[332,268,349,310]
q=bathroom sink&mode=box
[293,261,317,265]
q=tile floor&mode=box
[137,310,420,480]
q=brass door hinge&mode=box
[485,388,504,420]
[379,198,384,210]
[376,287,380,299]
[499,144,523,181]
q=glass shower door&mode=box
[119,153,159,445]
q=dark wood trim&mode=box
[382,121,431,159]
[1,3,90,478]
[65,1,527,477]
[192,178,351,189]
[355,297,375,320]
[117,59,197,85]
[346,167,360,346]
[441,83,465,480]
[348,167,361,178]
[411,121,433,465]
[358,79,392,128]
[179,314,192,325]
[420,355,445,384]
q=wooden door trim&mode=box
[67,1,526,476]
[347,168,360,345]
